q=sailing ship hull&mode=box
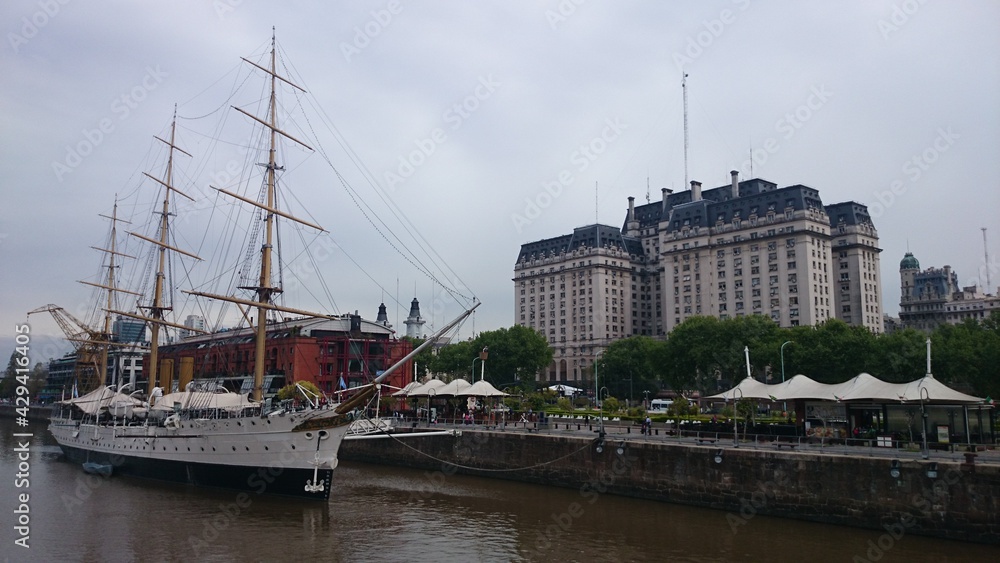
[49,412,349,501]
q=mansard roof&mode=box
[516,224,643,263]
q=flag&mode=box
[768,395,778,402]
[986,395,993,405]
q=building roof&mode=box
[516,224,643,263]
[623,178,875,235]
[900,251,920,270]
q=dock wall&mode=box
[340,430,1000,544]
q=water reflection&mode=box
[0,419,994,562]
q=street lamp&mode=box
[594,349,604,413]
[599,386,609,435]
[470,346,489,381]
[780,340,792,413]
[919,386,930,460]
[732,387,743,448]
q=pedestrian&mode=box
[645,415,652,435]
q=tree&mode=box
[429,340,473,379]
[655,316,724,394]
[597,336,661,403]
[276,380,321,402]
[469,325,552,387]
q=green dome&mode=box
[899,252,919,270]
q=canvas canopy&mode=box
[58,386,143,416]
[435,378,473,396]
[405,378,446,397]
[706,376,775,400]
[390,381,421,397]
[709,372,985,404]
[457,380,508,397]
[150,390,255,412]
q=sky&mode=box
[2,1,999,364]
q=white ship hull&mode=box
[49,410,351,500]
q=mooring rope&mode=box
[371,428,599,473]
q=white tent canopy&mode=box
[706,376,776,401]
[390,381,421,397]
[457,380,508,397]
[709,372,985,404]
[406,378,446,397]
[435,379,473,396]
[58,386,143,416]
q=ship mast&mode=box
[185,33,324,403]
[97,201,129,387]
[110,110,204,397]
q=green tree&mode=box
[276,380,321,401]
[597,335,661,403]
[469,325,553,387]
[655,316,724,394]
[429,340,474,379]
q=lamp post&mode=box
[732,387,743,448]
[780,340,792,413]
[594,349,604,412]
[479,346,488,381]
[919,386,930,460]
[599,386,609,435]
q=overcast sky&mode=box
[2,1,998,363]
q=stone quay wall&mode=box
[339,430,1000,544]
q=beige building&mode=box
[899,251,1000,331]
[515,172,884,385]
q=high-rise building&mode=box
[180,314,206,340]
[515,173,883,385]
[113,316,146,343]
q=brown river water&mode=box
[1,418,995,562]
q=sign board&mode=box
[937,425,949,444]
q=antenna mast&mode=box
[683,73,689,190]
[595,181,598,225]
[983,227,992,292]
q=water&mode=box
[1,418,995,562]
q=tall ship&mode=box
[46,34,477,500]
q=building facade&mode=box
[899,251,1000,330]
[515,172,883,386]
[154,313,413,396]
